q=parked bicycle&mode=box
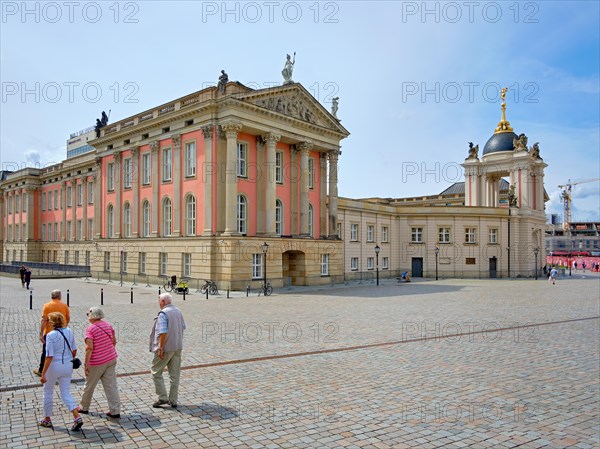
[163,275,178,292]
[200,280,219,295]
[258,280,273,297]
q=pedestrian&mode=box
[78,307,121,418]
[24,266,32,289]
[549,267,558,285]
[582,261,586,272]
[574,261,578,271]
[34,290,70,377]
[149,293,186,408]
[38,311,83,431]
[19,265,26,287]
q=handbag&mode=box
[56,328,82,369]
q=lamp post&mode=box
[533,247,539,280]
[261,242,269,292]
[434,247,439,281]
[569,241,573,276]
[374,244,380,286]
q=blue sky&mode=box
[1,1,599,221]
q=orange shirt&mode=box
[41,300,70,335]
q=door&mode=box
[489,257,497,278]
[411,257,423,277]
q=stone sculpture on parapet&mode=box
[331,97,339,119]
[217,70,229,94]
[467,142,479,159]
[282,52,295,85]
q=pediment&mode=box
[233,83,349,136]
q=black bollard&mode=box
[159,287,161,295]
[205,288,208,300]
[227,288,230,299]
[130,287,133,304]
[29,290,33,310]
[101,288,104,306]
[246,285,250,297]
[67,289,70,307]
[183,289,186,301]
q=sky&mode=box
[1,0,599,222]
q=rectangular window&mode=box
[489,228,498,244]
[382,226,389,243]
[321,254,329,276]
[139,252,147,274]
[337,222,342,239]
[104,252,111,271]
[237,143,247,177]
[351,257,359,271]
[308,158,315,189]
[53,250,57,262]
[22,224,26,240]
[15,194,20,212]
[88,181,93,203]
[22,195,27,212]
[66,221,72,241]
[183,253,192,277]
[439,227,451,243]
[55,189,59,209]
[77,183,83,206]
[382,256,389,269]
[159,252,168,276]
[350,224,358,241]
[88,219,94,240]
[185,142,196,177]
[465,228,477,244]
[275,151,283,183]
[15,225,19,241]
[367,225,374,242]
[74,251,79,266]
[142,153,151,185]
[411,227,423,243]
[162,148,172,181]
[85,251,90,267]
[7,226,11,242]
[66,186,72,207]
[42,224,46,241]
[64,250,69,264]
[123,158,132,188]
[367,257,374,270]
[53,223,58,241]
[42,192,46,211]
[252,254,263,279]
[121,252,128,273]
[77,220,82,240]
[107,163,115,190]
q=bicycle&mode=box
[174,278,189,295]
[200,280,219,296]
[258,280,273,297]
[163,275,178,292]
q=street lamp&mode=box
[261,242,269,292]
[434,247,439,281]
[533,247,539,280]
[569,240,573,276]
[374,245,380,286]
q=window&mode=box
[275,151,283,183]
[162,148,172,181]
[185,195,196,236]
[337,222,342,239]
[53,250,57,262]
[107,163,115,190]
[7,226,11,242]
[185,142,196,177]
[15,225,19,241]
[382,256,389,269]
[183,253,192,277]
[54,223,58,241]
[350,224,358,241]
[42,192,46,211]
[88,181,93,203]
[107,205,114,238]
[321,254,329,276]
[142,153,151,185]
[367,257,374,270]
[275,200,283,236]
[367,225,374,242]
[139,253,147,274]
[22,195,27,212]
[15,194,20,212]
[54,189,58,209]
[48,190,53,210]
[163,198,172,236]
[77,220,82,240]
[252,254,263,279]
[85,251,90,266]
[489,228,498,244]
[411,227,423,243]
[8,196,12,214]
[66,221,72,241]
[42,224,46,241]
[159,252,168,276]
[142,200,151,237]
[382,226,389,243]
[74,251,79,266]
[104,252,111,271]
[351,257,359,271]
[465,228,477,244]
[22,224,26,240]
[124,202,131,237]
[237,195,247,234]
[308,203,314,237]
[77,183,83,206]
[124,158,132,188]
[121,252,128,273]
[66,186,72,207]
[64,250,69,264]
[308,157,315,189]
[88,219,94,240]
[439,227,451,243]
[237,142,247,177]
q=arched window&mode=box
[142,200,151,237]
[308,203,314,238]
[107,205,114,238]
[275,199,283,236]
[163,197,172,236]
[185,195,196,236]
[237,195,247,234]
[123,202,131,238]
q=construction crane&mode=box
[558,178,600,230]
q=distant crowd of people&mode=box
[18,265,32,289]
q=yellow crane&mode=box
[557,178,600,230]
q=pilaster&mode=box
[150,140,160,237]
[172,135,181,236]
[328,149,340,237]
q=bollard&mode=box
[183,289,186,301]
[29,290,33,310]
[159,287,161,295]
[205,288,208,300]
[67,289,70,307]
[246,285,250,297]
[130,287,133,304]
[101,288,104,306]
[227,288,230,299]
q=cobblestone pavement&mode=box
[1,273,598,448]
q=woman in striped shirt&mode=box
[78,307,121,418]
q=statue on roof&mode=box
[467,142,479,159]
[282,52,295,85]
[217,70,228,94]
[513,133,528,152]
[331,97,339,118]
[94,110,110,138]
[508,184,518,207]
[529,142,542,159]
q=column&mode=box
[113,150,121,238]
[221,122,242,235]
[299,141,312,236]
[61,182,67,241]
[130,146,139,237]
[319,153,327,237]
[290,147,298,236]
[0,193,4,244]
[328,149,340,237]
[256,136,266,234]
[150,140,160,237]
[93,160,102,239]
[263,133,280,236]
[172,135,181,237]
[81,175,88,240]
[201,125,214,236]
